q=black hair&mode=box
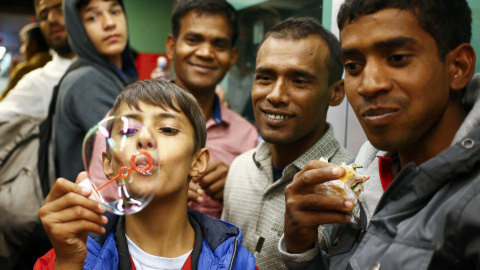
[337,0,472,60]
[171,0,238,46]
[111,79,207,152]
[20,22,49,52]
[260,17,343,86]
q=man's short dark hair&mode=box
[111,79,207,153]
[20,22,50,53]
[259,17,343,87]
[337,0,472,61]
[171,0,238,46]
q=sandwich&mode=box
[314,157,370,225]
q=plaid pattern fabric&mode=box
[222,124,353,270]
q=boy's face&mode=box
[104,100,202,199]
[36,0,70,52]
[166,11,238,94]
[252,36,342,146]
[340,8,452,153]
[80,0,128,63]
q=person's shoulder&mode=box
[230,147,257,167]
[354,140,380,166]
[325,139,354,164]
[8,66,45,88]
[60,64,117,95]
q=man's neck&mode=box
[270,124,327,168]
[124,195,195,257]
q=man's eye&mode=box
[186,38,198,45]
[39,12,48,21]
[292,79,308,85]
[344,62,363,75]
[388,54,411,66]
[255,75,272,84]
[214,42,228,51]
[160,127,178,135]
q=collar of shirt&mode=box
[377,151,400,191]
[211,94,223,124]
[252,123,342,185]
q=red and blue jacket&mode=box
[34,210,257,270]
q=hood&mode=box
[63,0,137,83]
[453,73,480,144]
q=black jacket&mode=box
[283,74,480,270]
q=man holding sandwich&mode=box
[280,0,480,269]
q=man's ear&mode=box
[448,43,476,91]
[166,34,176,62]
[228,47,239,71]
[328,79,345,107]
[189,148,210,178]
[102,152,114,179]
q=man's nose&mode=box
[196,44,214,59]
[358,59,393,97]
[266,78,289,105]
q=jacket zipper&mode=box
[228,237,239,270]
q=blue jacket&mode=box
[83,210,256,270]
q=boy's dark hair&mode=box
[171,0,238,46]
[337,0,472,61]
[20,22,49,52]
[111,79,207,152]
[259,17,343,87]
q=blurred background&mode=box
[1,0,479,154]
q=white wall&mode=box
[325,0,367,156]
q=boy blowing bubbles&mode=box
[35,80,256,270]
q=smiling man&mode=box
[280,0,480,269]
[221,17,352,270]
[166,0,258,219]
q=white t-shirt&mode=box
[126,234,192,270]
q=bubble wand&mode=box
[79,151,153,202]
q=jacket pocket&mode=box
[350,230,434,270]
[328,223,361,256]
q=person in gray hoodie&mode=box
[279,0,480,269]
[54,0,138,182]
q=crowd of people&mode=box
[0,0,479,269]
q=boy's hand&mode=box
[284,160,354,254]
[38,172,108,269]
[192,161,228,201]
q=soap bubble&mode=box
[82,116,160,215]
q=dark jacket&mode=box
[54,0,138,181]
[34,210,257,270]
[283,74,480,270]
